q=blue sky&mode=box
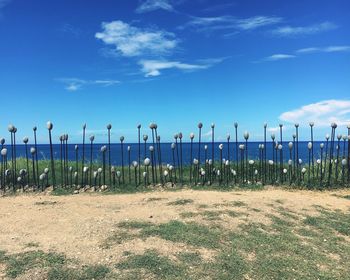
[0,0,349,143]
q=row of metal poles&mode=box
[0,122,349,192]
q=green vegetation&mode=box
[180,209,242,220]
[116,250,185,279]
[24,242,40,248]
[167,199,194,205]
[48,265,110,280]
[102,205,350,279]
[1,204,349,279]
[0,250,66,278]
[34,200,58,205]
[114,220,221,249]
[0,250,111,279]
[3,157,348,196]
[146,197,165,202]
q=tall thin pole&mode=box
[120,136,125,184]
[211,123,215,166]
[13,127,18,189]
[198,123,203,176]
[234,122,238,173]
[137,124,141,185]
[264,123,267,184]
[89,135,94,186]
[107,124,112,185]
[47,121,56,188]
[33,126,39,187]
[327,123,336,186]
[295,124,300,184]
[190,133,194,183]
[81,124,86,187]
[155,127,162,184]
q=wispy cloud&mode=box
[136,0,174,13]
[139,60,209,77]
[57,78,120,92]
[179,15,282,33]
[271,21,337,37]
[260,54,296,62]
[279,99,350,127]
[95,20,178,57]
[203,130,213,140]
[236,16,282,30]
[59,23,82,37]
[296,45,350,54]
[0,0,11,17]
[0,0,10,9]
[260,45,350,63]
[267,126,288,134]
[195,56,229,64]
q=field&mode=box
[0,188,350,279]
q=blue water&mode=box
[1,141,348,166]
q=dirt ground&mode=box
[0,188,349,268]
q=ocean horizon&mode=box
[2,141,347,166]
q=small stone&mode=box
[73,190,79,194]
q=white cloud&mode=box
[136,0,174,13]
[325,45,350,52]
[295,47,320,54]
[236,16,283,30]
[296,45,350,54]
[196,56,229,64]
[260,44,350,63]
[95,20,178,57]
[57,78,120,91]
[180,15,282,33]
[94,80,120,87]
[279,100,350,127]
[271,21,337,36]
[139,60,209,77]
[203,130,213,140]
[262,54,296,62]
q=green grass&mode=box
[24,242,40,248]
[167,199,194,206]
[0,250,66,278]
[232,200,247,207]
[180,210,242,220]
[108,220,221,249]
[116,250,186,279]
[197,203,209,209]
[304,208,350,236]
[146,197,166,202]
[179,211,197,218]
[1,203,350,279]
[101,231,135,249]
[47,265,110,280]
[0,250,112,279]
[105,205,350,279]
[214,200,248,207]
[34,200,58,205]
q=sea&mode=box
[1,141,348,166]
